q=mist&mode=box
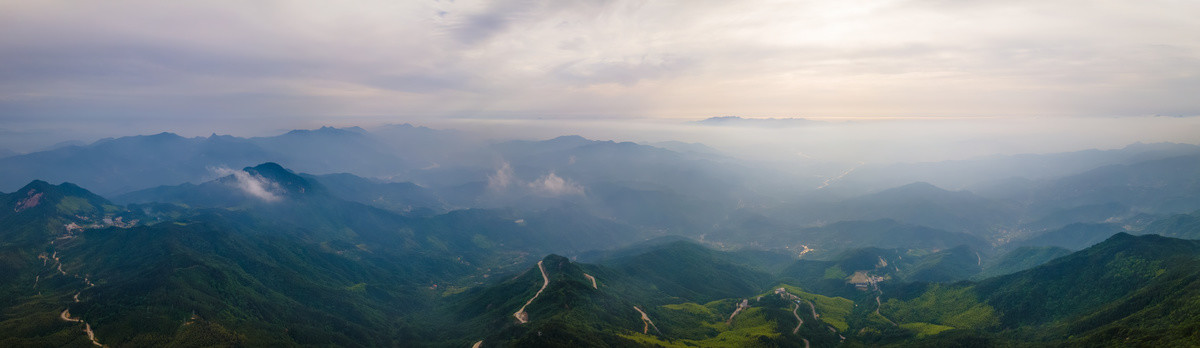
[5,115,1199,165]
[5,2,1200,345]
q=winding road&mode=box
[791,303,803,333]
[50,249,104,347]
[60,309,80,323]
[633,306,661,335]
[727,299,750,324]
[778,289,810,347]
[60,309,102,346]
[513,260,549,324]
[583,273,597,289]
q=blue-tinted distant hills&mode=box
[825,142,1200,194]
[769,182,1017,238]
[695,116,815,127]
[0,129,400,195]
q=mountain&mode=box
[695,116,815,128]
[778,244,987,297]
[978,233,1200,327]
[1015,223,1127,251]
[975,246,1072,279]
[114,162,323,207]
[1017,201,1135,232]
[0,132,275,195]
[985,154,1200,218]
[0,180,118,280]
[828,142,1200,194]
[0,176,643,346]
[904,245,985,283]
[444,254,648,347]
[646,141,722,157]
[882,233,1200,346]
[4,129,1200,347]
[452,233,1200,347]
[301,173,447,214]
[8,176,1200,346]
[601,241,776,303]
[446,242,834,347]
[1136,210,1200,239]
[410,135,753,237]
[248,126,411,178]
[0,127,421,196]
[772,182,1016,238]
[798,219,990,256]
[117,163,450,215]
[370,123,480,162]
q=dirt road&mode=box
[727,299,750,324]
[513,260,549,324]
[791,302,803,333]
[633,306,661,335]
[583,273,597,289]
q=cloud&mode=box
[1,0,1199,136]
[448,0,534,45]
[212,167,283,202]
[486,162,584,196]
[528,171,584,196]
[487,162,515,192]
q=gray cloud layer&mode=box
[1,0,1198,136]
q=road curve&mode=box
[513,260,549,324]
[583,273,598,289]
[791,303,803,334]
[61,309,103,346]
[633,306,661,335]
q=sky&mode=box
[1,0,1199,157]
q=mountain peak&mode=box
[283,126,364,137]
[863,182,954,200]
[141,132,186,142]
[546,135,591,145]
[149,131,182,138]
[245,162,289,175]
[892,181,943,192]
[1107,231,1135,241]
[17,179,53,193]
[242,162,324,197]
[696,116,813,127]
[7,180,111,215]
[542,254,570,264]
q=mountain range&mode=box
[3,127,1200,346]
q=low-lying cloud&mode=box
[212,167,283,202]
[487,162,515,192]
[528,171,584,196]
[486,162,585,196]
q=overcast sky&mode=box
[2,0,1199,154]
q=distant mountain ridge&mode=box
[774,182,1017,237]
[695,116,815,127]
[826,142,1200,194]
[0,125,459,195]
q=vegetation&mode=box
[6,151,1200,347]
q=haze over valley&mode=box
[3,1,1200,347]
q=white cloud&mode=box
[528,171,584,196]
[487,161,515,192]
[212,167,283,202]
[2,0,1197,126]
